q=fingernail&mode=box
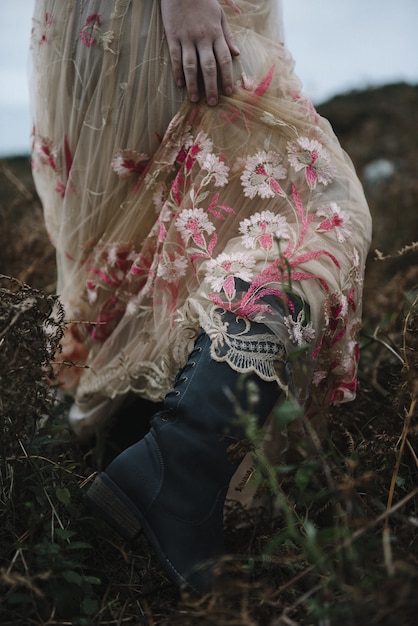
[208,97,217,107]
[224,86,233,96]
[190,93,199,103]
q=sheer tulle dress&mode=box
[30,0,372,447]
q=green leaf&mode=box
[81,595,100,616]
[83,575,102,585]
[295,463,315,493]
[55,528,77,540]
[56,487,71,505]
[274,399,303,430]
[62,570,83,585]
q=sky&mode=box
[1,0,417,157]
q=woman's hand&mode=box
[160,0,240,106]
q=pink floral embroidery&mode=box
[324,291,349,345]
[205,252,256,300]
[316,202,352,243]
[32,134,57,170]
[55,179,66,198]
[287,137,336,189]
[32,12,53,45]
[240,66,275,97]
[111,149,150,179]
[175,208,216,247]
[86,242,137,295]
[79,14,101,47]
[239,210,290,251]
[240,150,287,199]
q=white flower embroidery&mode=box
[240,151,287,199]
[85,280,98,304]
[194,132,214,160]
[284,310,316,346]
[239,210,290,251]
[156,252,188,284]
[198,153,230,187]
[152,183,168,215]
[312,369,327,386]
[348,248,363,284]
[287,137,336,189]
[316,202,352,243]
[175,208,215,247]
[204,252,256,299]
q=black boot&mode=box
[95,396,163,470]
[85,323,282,593]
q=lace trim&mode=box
[200,306,287,385]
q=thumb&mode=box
[221,14,240,56]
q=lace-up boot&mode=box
[86,326,281,593]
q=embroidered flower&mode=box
[287,137,336,189]
[160,115,194,166]
[156,252,188,284]
[194,132,214,159]
[98,30,115,52]
[284,310,315,346]
[240,151,287,199]
[316,202,352,242]
[348,248,363,284]
[324,292,349,330]
[125,297,139,317]
[79,14,101,47]
[88,242,136,293]
[32,134,57,170]
[182,132,214,173]
[152,183,168,214]
[239,73,258,91]
[111,149,150,179]
[198,153,230,187]
[239,210,290,251]
[86,279,99,304]
[175,208,215,247]
[204,252,256,299]
[33,12,54,45]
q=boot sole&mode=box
[85,473,197,591]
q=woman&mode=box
[30,0,371,593]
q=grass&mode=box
[1,83,418,624]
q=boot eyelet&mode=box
[179,376,188,383]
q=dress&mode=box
[30,0,372,442]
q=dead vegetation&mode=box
[0,83,417,625]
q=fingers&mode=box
[182,46,202,103]
[198,44,223,107]
[160,0,240,106]
[183,35,238,106]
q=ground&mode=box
[0,82,418,625]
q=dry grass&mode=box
[0,83,417,625]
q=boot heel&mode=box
[85,474,142,541]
